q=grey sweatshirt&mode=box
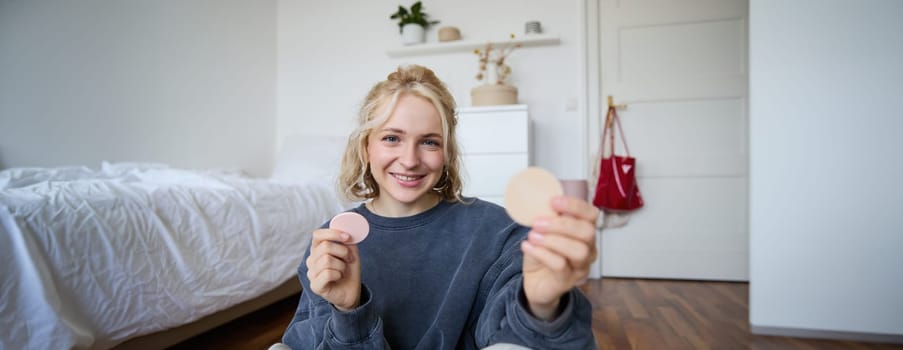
[282,198,596,349]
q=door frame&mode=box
[576,0,604,278]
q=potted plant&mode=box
[390,1,439,45]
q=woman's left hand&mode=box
[520,195,599,320]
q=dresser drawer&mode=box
[457,111,529,154]
[461,154,529,197]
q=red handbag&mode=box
[592,106,644,212]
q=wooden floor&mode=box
[170,278,903,350]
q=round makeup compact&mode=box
[504,167,563,226]
[329,212,370,244]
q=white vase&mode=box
[401,24,425,45]
[486,61,499,85]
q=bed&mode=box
[0,145,348,350]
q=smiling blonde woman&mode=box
[281,65,599,350]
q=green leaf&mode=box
[390,1,438,31]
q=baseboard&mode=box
[751,325,903,344]
[111,278,301,350]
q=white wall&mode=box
[1,1,581,178]
[750,0,903,338]
[277,0,585,179]
[0,0,277,177]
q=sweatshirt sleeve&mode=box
[473,229,597,350]
[281,250,390,349]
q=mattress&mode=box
[0,163,345,349]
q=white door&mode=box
[590,0,749,280]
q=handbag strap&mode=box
[601,106,632,157]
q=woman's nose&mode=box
[398,144,420,168]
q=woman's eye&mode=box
[422,139,441,147]
[382,135,399,143]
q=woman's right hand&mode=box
[306,228,361,311]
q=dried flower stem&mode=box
[474,34,521,85]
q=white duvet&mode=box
[0,164,345,350]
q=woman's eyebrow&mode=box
[379,127,406,134]
[379,128,440,139]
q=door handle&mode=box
[607,95,627,110]
[605,95,627,128]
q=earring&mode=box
[432,168,450,192]
[363,164,375,186]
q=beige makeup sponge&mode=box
[504,167,563,226]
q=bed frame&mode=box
[111,278,301,350]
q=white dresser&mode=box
[455,105,531,206]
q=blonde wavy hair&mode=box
[338,65,464,203]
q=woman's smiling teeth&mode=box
[392,173,424,182]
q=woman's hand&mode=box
[306,228,361,311]
[520,196,599,320]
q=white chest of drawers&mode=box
[455,105,531,206]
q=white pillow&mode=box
[101,161,170,175]
[271,133,348,185]
[0,166,96,189]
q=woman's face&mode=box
[367,93,445,214]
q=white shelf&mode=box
[457,104,527,114]
[386,34,560,58]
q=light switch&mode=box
[565,98,577,111]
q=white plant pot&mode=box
[401,23,425,45]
